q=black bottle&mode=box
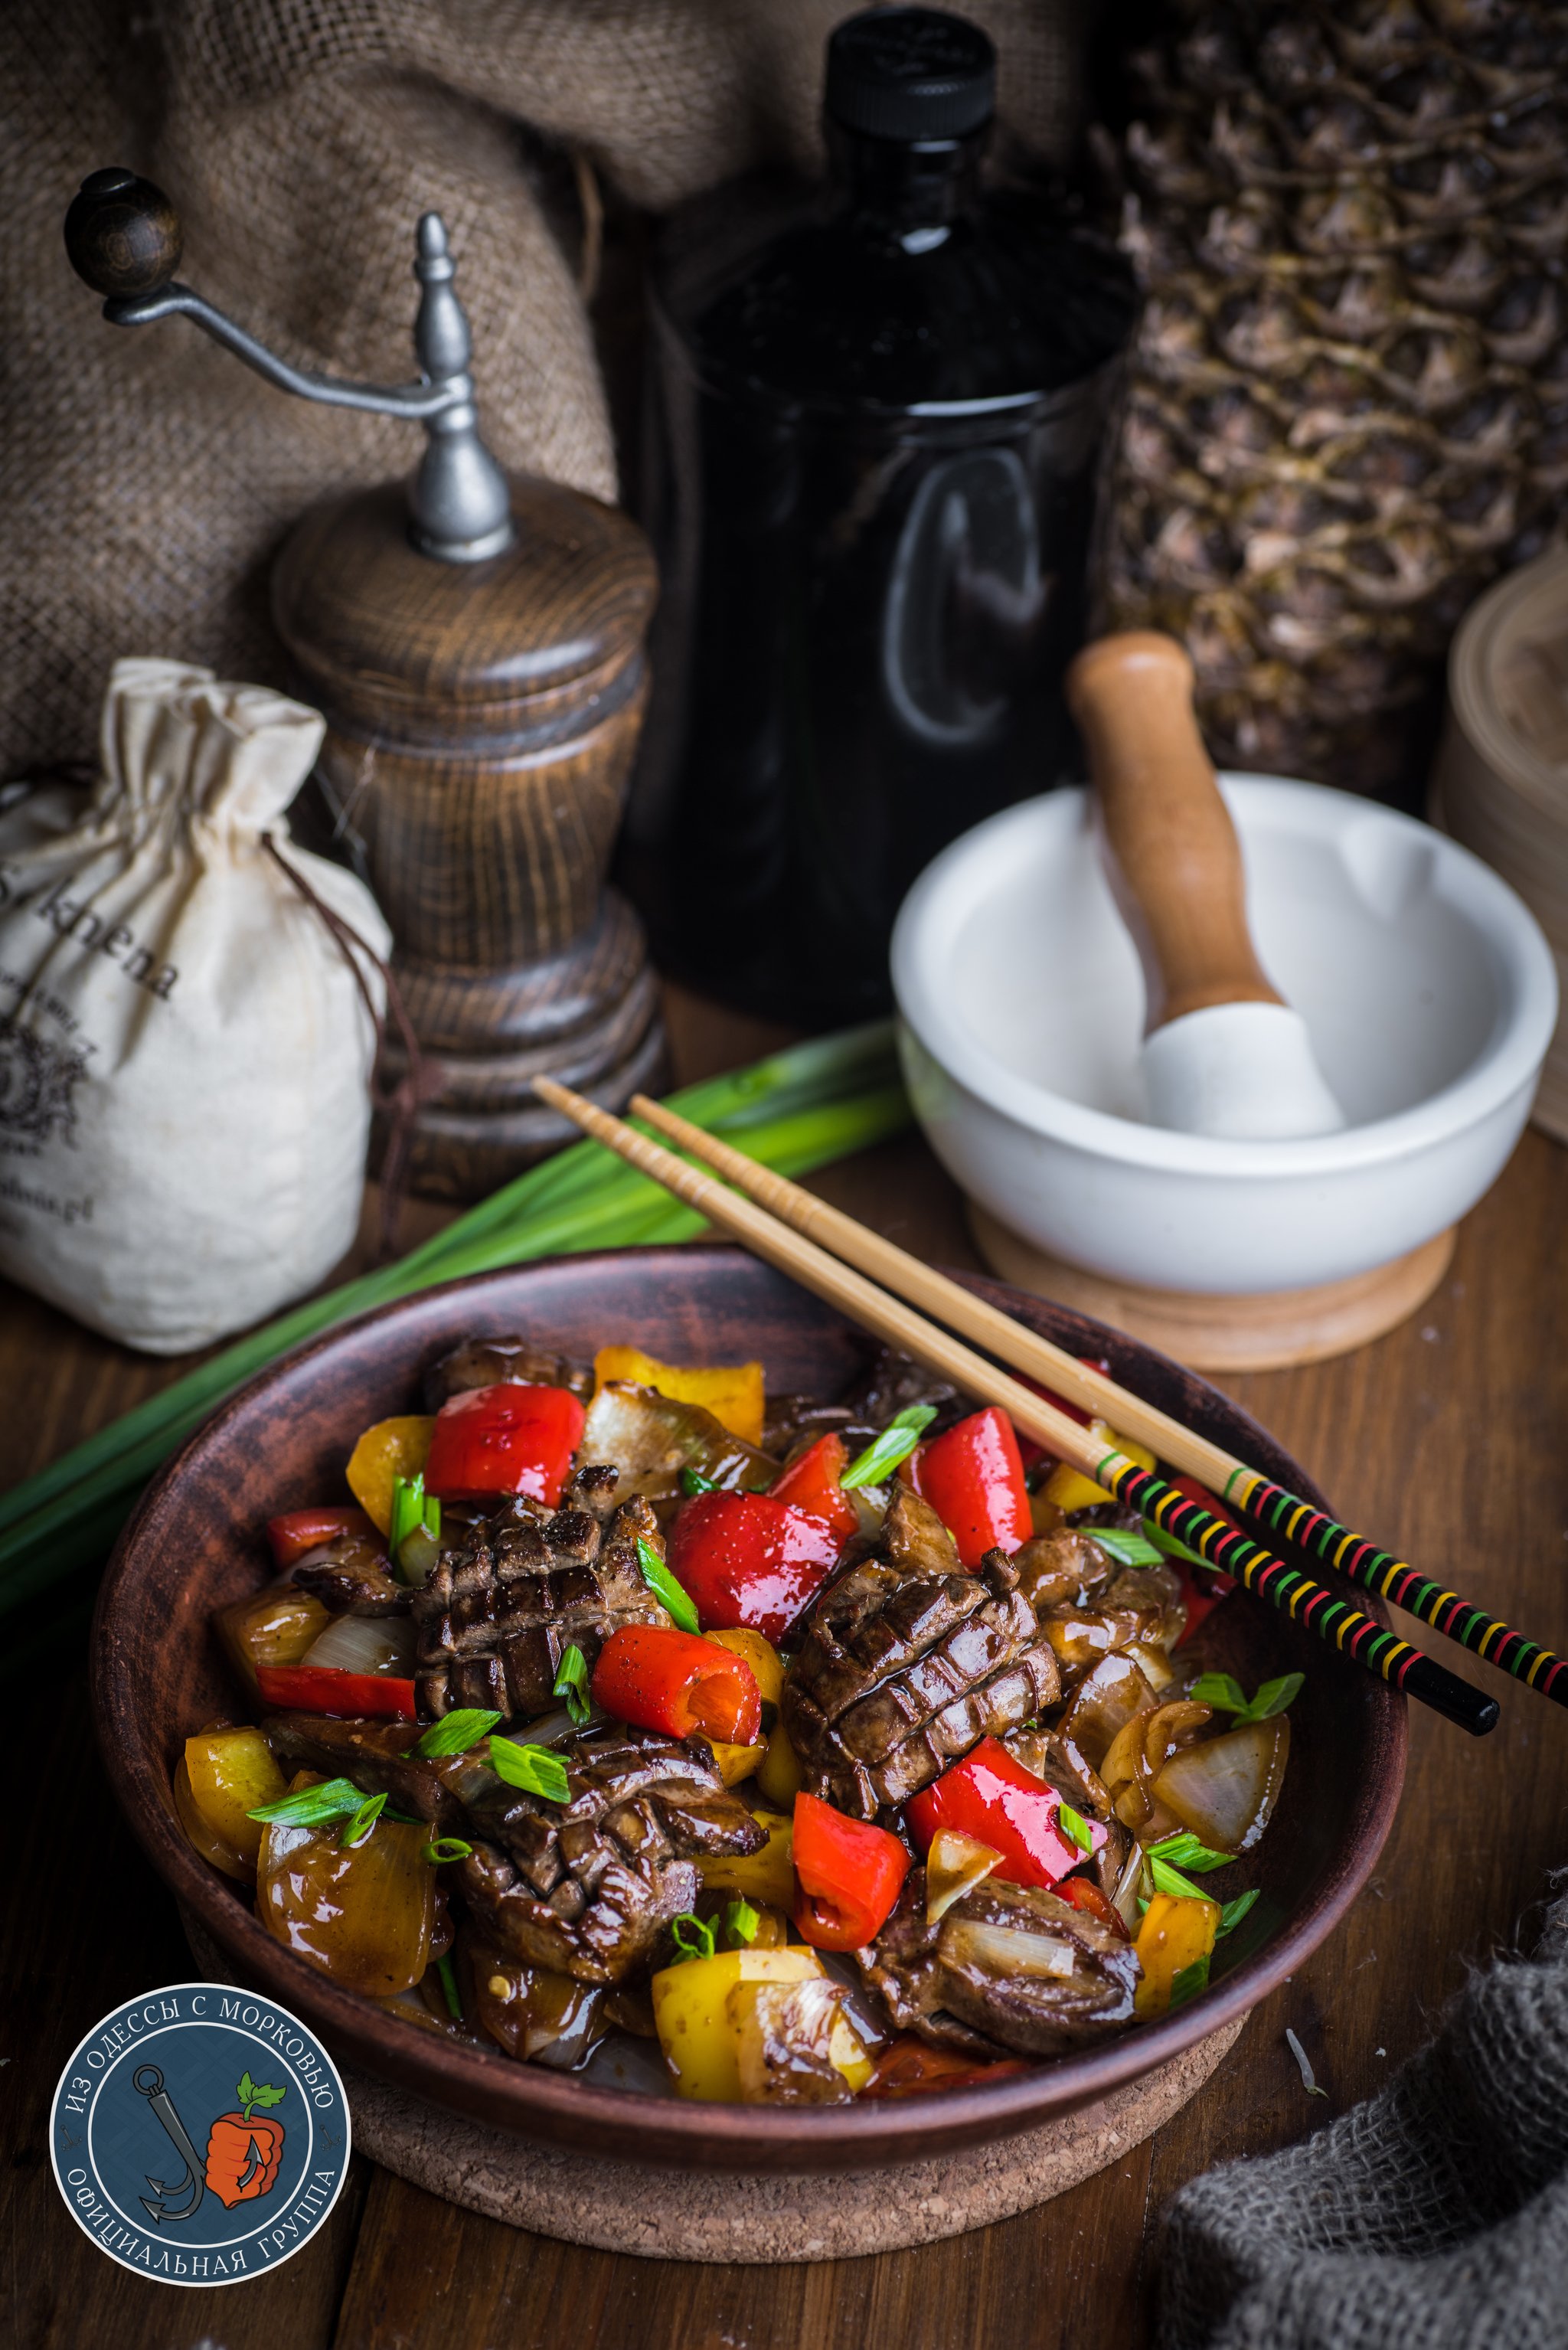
[623,6,1138,1028]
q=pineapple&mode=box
[1099,0,1568,801]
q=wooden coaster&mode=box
[181,1910,1241,2263]
[969,1204,1456,1373]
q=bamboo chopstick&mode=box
[630,1092,1566,1717]
[534,1076,1497,1737]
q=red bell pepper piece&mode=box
[590,1624,762,1744]
[1168,1473,1240,1646]
[265,1507,376,1568]
[910,1407,1032,1567]
[905,1736,1106,1894]
[423,1382,585,1508]
[769,1433,860,1544]
[666,1490,844,1643]
[1053,1874,1131,1940]
[791,1792,911,1952]
[255,1665,416,1719]
[859,2036,1030,2099]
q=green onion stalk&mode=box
[1,1021,911,1622]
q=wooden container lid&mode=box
[272,476,658,753]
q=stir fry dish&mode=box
[175,1335,1301,2106]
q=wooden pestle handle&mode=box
[1066,630,1282,1031]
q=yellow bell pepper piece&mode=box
[704,1627,784,1706]
[708,1740,769,1788]
[1132,1891,1220,2019]
[1043,1418,1158,1515]
[346,1415,436,1535]
[593,1347,765,1446]
[183,1727,288,1867]
[698,1808,795,1911]
[756,1719,805,1810]
[653,1945,867,2100]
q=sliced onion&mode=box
[1152,1718,1290,1853]
[508,1702,609,1747]
[1056,1655,1158,1771]
[1109,1839,1146,1935]
[926,1829,1003,1923]
[302,1614,417,1677]
[940,1918,1078,1979]
[1127,1642,1177,1692]
[1142,1699,1214,1775]
[1099,1706,1155,1797]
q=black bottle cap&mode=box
[825,7,996,143]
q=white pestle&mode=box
[1066,632,1347,1143]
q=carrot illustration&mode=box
[204,2071,287,2208]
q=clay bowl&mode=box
[93,1245,1405,2174]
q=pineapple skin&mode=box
[1100,0,1568,802]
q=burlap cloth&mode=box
[1155,1883,1568,2350]
[4,0,1080,781]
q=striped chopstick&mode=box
[628,1092,1559,1718]
[534,1077,1497,1737]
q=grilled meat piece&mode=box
[292,1531,410,1617]
[859,1872,1140,2057]
[410,1492,671,1723]
[423,1335,593,1412]
[840,1346,967,1440]
[456,1725,766,1983]
[782,1489,1060,1818]
[263,1714,766,1987]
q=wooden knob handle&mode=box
[1066,629,1281,1031]
[64,168,184,299]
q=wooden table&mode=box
[6,984,1568,2350]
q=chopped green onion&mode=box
[420,1836,474,1866]
[1191,1671,1304,1723]
[1138,1518,1215,1570]
[488,1737,570,1802]
[635,1535,700,1634]
[247,1776,367,1829]
[1148,1854,1210,1902]
[340,1791,387,1848]
[390,1475,441,1584]
[669,1913,717,1965]
[1216,1888,1260,1940]
[841,1404,937,1491]
[1168,1953,1211,2011]
[1147,1832,1233,1874]
[409,1709,502,1759]
[724,1898,760,1947]
[436,1954,464,2022]
[554,1642,593,1726]
[1057,1802,1095,1855]
[384,1805,425,1825]
[681,1467,720,1496]
[1086,1528,1165,1569]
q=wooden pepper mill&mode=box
[64,167,662,1201]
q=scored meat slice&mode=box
[262,1715,766,1986]
[457,1726,767,1982]
[410,1485,670,1723]
[782,1488,1060,1819]
[859,1871,1140,2057]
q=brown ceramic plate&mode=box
[92,1245,1405,2172]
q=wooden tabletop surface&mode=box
[5,982,1567,2350]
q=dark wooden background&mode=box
[5,982,1566,2350]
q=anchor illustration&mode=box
[132,2064,207,2224]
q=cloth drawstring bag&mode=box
[0,657,390,1351]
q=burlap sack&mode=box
[2,0,1083,785]
[0,658,390,1351]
